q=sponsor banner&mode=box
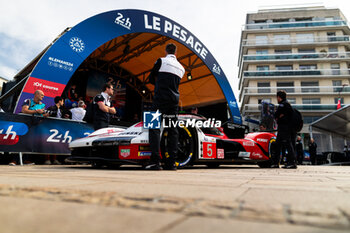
[22,77,66,98]
[0,113,93,154]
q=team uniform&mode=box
[93,92,113,130]
[274,99,296,167]
[148,54,185,169]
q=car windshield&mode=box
[200,127,223,136]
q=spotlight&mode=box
[187,72,192,81]
[142,89,146,94]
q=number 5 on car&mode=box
[203,142,216,159]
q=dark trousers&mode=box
[93,120,109,131]
[273,129,296,165]
[149,104,178,167]
[310,152,316,165]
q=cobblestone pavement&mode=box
[0,164,349,233]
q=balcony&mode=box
[242,35,350,47]
[243,69,350,77]
[240,86,350,101]
[243,20,347,30]
[243,52,350,62]
[242,104,338,113]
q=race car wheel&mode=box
[258,137,277,168]
[162,126,195,168]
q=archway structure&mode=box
[14,9,242,124]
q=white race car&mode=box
[68,114,277,168]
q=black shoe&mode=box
[270,164,279,168]
[282,164,297,169]
[145,163,163,170]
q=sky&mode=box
[1,0,350,97]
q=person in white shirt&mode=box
[70,100,86,121]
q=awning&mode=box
[310,104,350,140]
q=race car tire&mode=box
[162,126,195,168]
[258,137,277,168]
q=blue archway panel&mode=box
[15,9,242,124]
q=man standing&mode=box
[21,90,48,117]
[93,83,116,130]
[146,43,185,170]
[308,138,317,165]
[296,136,304,165]
[70,100,86,121]
[46,96,64,118]
[273,90,297,169]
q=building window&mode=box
[288,98,296,104]
[275,49,291,54]
[256,35,268,45]
[273,34,290,44]
[258,82,270,93]
[302,98,321,104]
[277,81,294,93]
[276,65,293,70]
[327,32,336,42]
[329,47,338,52]
[295,17,312,21]
[273,18,289,23]
[257,65,269,71]
[301,81,319,92]
[258,98,271,104]
[296,33,314,43]
[331,63,340,75]
[299,64,317,70]
[254,20,267,24]
[333,80,342,92]
[256,49,268,54]
[298,48,315,53]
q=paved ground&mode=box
[0,164,349,233]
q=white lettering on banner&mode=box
[153,16,161,31]
[115,12,131,30]
[47,129,72,143]
[162,118,221,128]
[143,14,208,60]
[0,125,17,140]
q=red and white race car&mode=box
[68,114,277,168]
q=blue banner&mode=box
[0,113,93,154]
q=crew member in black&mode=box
[296,136,304,165]
[93,84,116,130]
[146,43,185,170]
[308,138,317,165]
[273,90,297,169]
